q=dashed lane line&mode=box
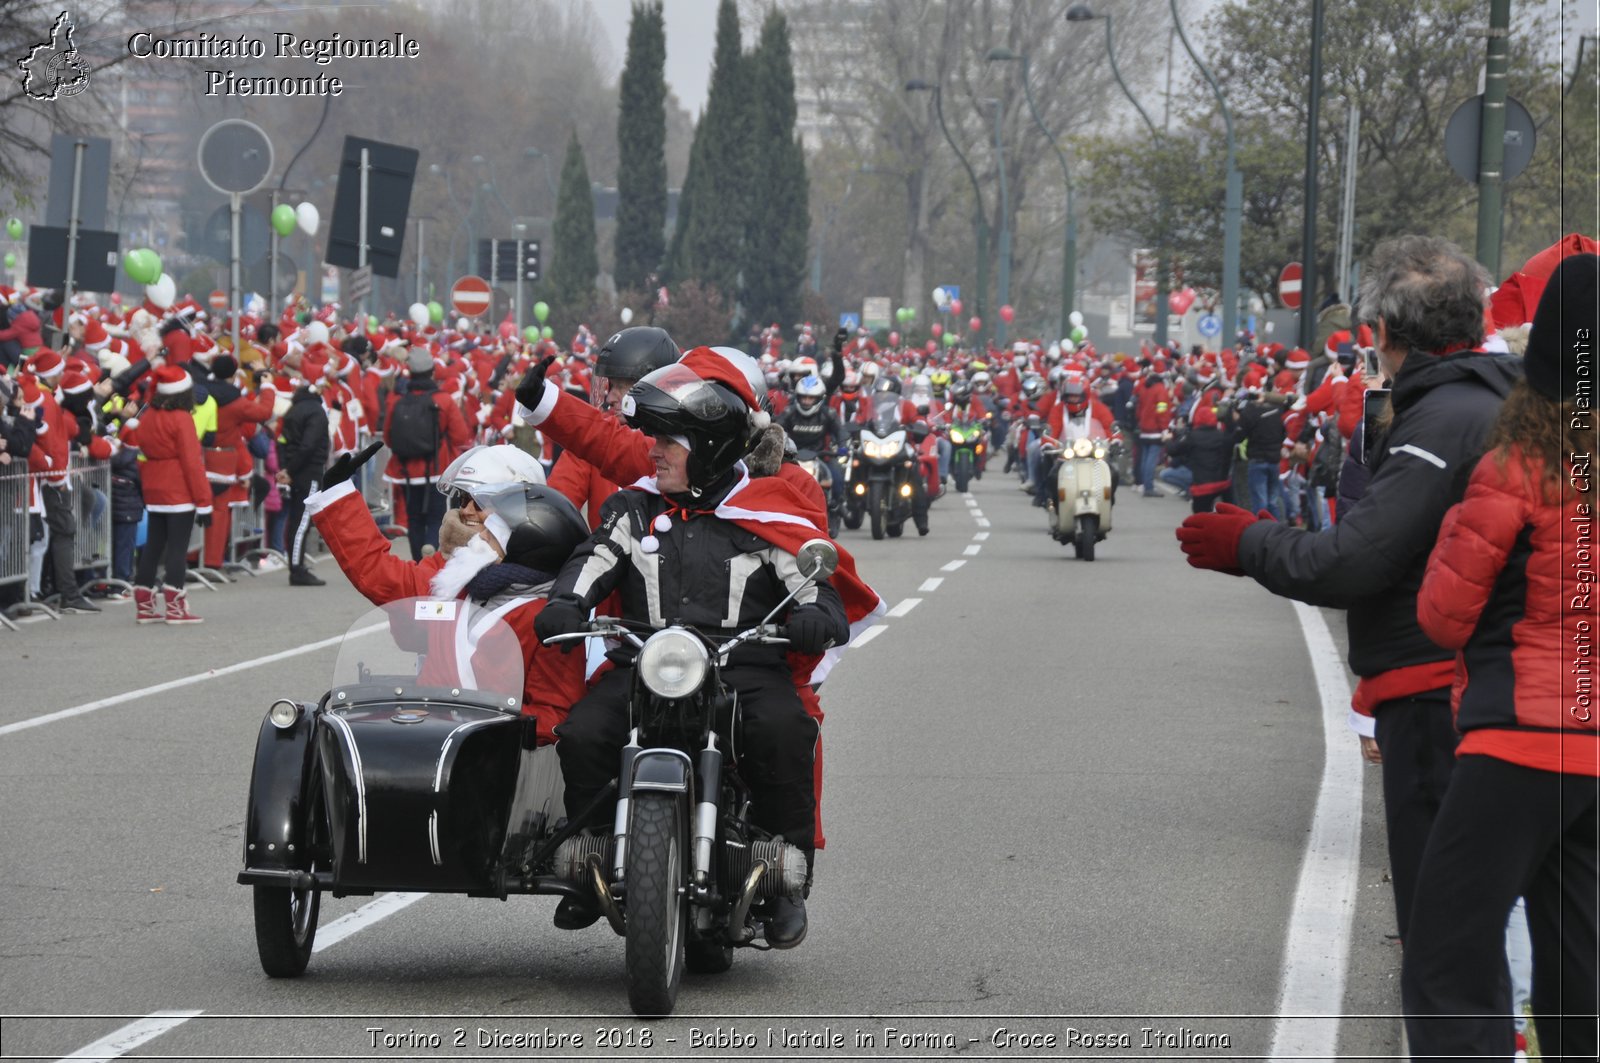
[973,532,990,541]
[940,560,967,572]
[918,577,944,593]
[851,624,888,649]
[53,1010,203,1062]
[1,622,390,738]
[976,518,991,528]
[963,544,982,556]
[887,598,921,618]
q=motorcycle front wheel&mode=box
[624,794,687,1017]
[869,482,886,540]
[953,454,971,494]
[1075,514,1099,562]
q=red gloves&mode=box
[1175,502,1258,576]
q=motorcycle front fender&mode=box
[629,748,694,795]
[241,701,319,874]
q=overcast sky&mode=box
[588,0,1597,118]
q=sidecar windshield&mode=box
[330,597,525,712]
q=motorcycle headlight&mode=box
[268,699,301,730]
[1072,437,1094,458]
[949,428,966,444]
[637,628,710,700]
[800,459,819,477]
[1093,445,1108,460]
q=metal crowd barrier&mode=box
[0,464,31,630]
[1,455,132,627]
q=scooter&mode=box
[1041,434,1115,561]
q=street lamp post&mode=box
[986,47,1078,340]
[1066,4,1170,348]
[1168,0,1240,349]
[906,79,990,345]
[523,147,558,202]
[981,97,1013,349]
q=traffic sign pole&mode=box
[1475,0,1512,281]
[358,147,370,321]
[230,192,241,354]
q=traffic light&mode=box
[478,238,541,283]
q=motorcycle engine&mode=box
[725,838,809,901]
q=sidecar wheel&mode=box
[685,936,734,974]
[252,877,320,977]
[624,794,686,1017]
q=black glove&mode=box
[832,327,849,354]
[321,439,383,491]
[785,605,836,655]
[194,510,212,529]
[515,355,558,410]
[534,595,588,651]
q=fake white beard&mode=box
[429,532,499,600]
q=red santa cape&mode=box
[624,465,885,684]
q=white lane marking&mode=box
[0,622,389,738]
[918,577,944,593]
[56,1010,203,1061]
[973,532,990,541]
[1269,602,1363,1061]
[963,496,979,507]
[887,598,921,618]
[963,544,982,556]
[314,890,431,953]
[940,560,967,572]
[976,517,991,528]
[851,624,888,649]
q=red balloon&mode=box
[999,304,1015,324]
[969,316,982,333]
[925,340,938,354]
[950,299,963,317]
[498,321,516,340]
[888,330,900,346]
[930,323,943,338]
[1169,288,1197,315]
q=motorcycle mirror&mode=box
[795,538,838,583]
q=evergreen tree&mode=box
[613,0,668,293]
[677,0,749,300]
[548,129,598,314]
[663,113,704,284]
[741,11,809,330]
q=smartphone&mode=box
[1356,388,1391,464]
[1362,347,1382,379]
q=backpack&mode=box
[388,390,440,462]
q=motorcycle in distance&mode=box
[540,538,838,1016]
[238,541,837,1018]
[842,393,926,540]
[795,446,842,537]
[1040,429,1116,561]
[947,414,989,494]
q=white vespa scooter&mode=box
[1041,422,1115,561]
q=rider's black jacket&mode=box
[550,469,848,669]
[778,402,846,455]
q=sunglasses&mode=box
[445,488,479,511]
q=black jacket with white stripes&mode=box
[551,472,848,670]
[1236,349,1522,679]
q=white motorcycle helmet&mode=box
[436,444,546,509]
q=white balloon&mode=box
[146,273,175,309]
[931,287,950,308]
[409,302,429,328]
[295,202,320,236]
[457,317,469,331]
[619,307,634,324]
[1061,338,1076,353]
[1069,310,1084,328]
[304,320,329,346]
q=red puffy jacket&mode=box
[1418,444,1599,775]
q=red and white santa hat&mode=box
[154,364,193,395]
[59,369,93,395]
[28,348,65,379]
[1284,348,1311,370]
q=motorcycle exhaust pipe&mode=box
[727,859,769,944]
[587,853,626,936]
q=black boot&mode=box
[553,892,601,930]
[290,566,325,586]
[765,897,807,948]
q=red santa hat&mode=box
[153,364,193,395]
[81,317,110,349]
[16,374,45,406]
[59,369,93,395]
[1284,348,1311,370]
[1489,232,1600,331]
[28,348,64,379]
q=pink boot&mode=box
[134,586,162,625]
[162,586,203,625]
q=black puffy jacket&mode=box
[1237,350,1522,679]
[277,387,329,481]
[109,444,144,523]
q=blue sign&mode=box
[838,312,861,331]
[937,285,960,306]
[1197,313,1221,338]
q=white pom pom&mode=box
[653,513,672,533]
[750,410,771,431]
[640,534,660,554]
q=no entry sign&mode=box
[451,275,492,319]
[1278,262,1303,310]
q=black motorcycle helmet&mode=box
[622,364,757,490]
[596,326,680,383]
[949,380,973,406]
[875,374,902,395]
[469,482,591,573]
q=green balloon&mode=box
[367,315,378,329]
[270,204,297,237]
[533,301,550,324]
[124,248,162,285]
[1070,325,1087,343]
[541,325,554,340]
[523,326,539,341]
[942,332,957,347]
[5,218,21,241]
[427,300,444,324]
[903,306,915,321]
[3,252,13,269]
